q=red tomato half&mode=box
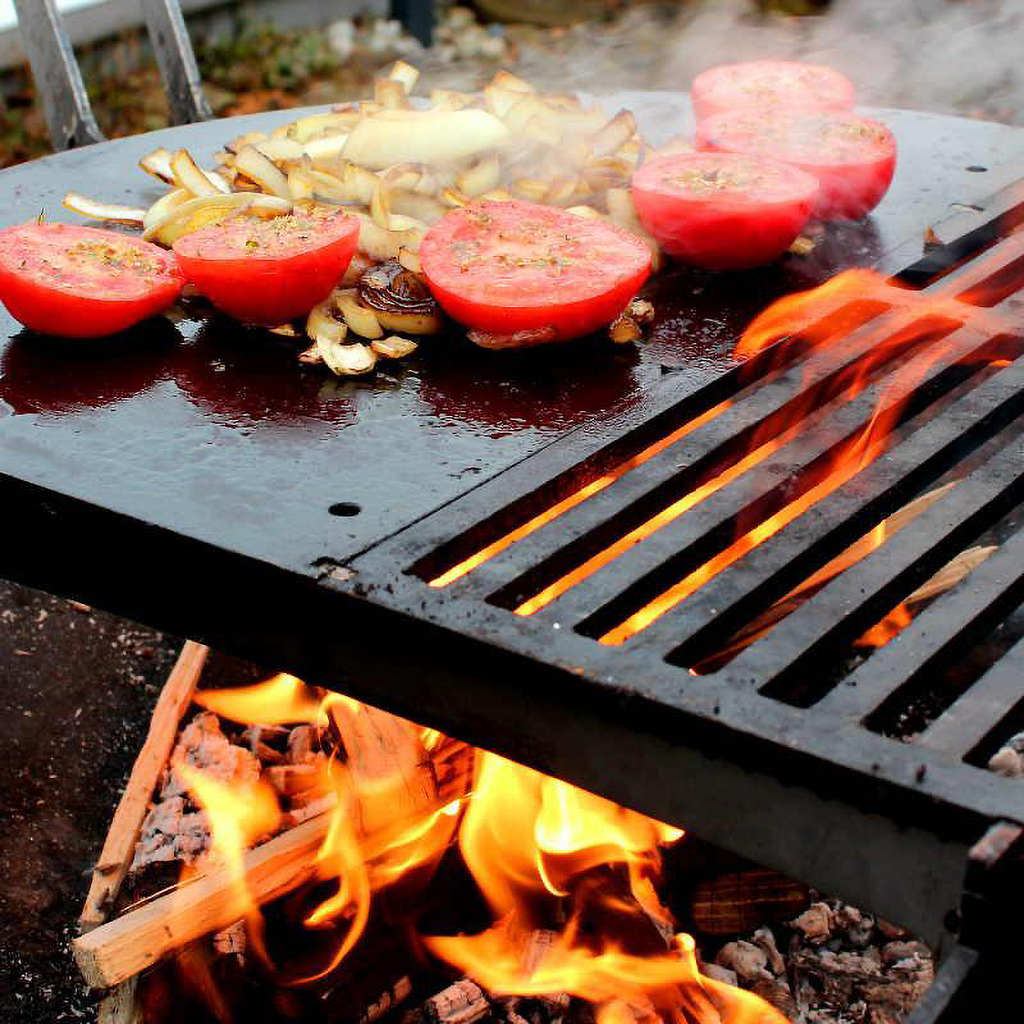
[419,200,651,344]
[173,208,359,325]
[0,222,183,338]
[691,60,855,123]
[696,110,896,221]
[631,153,819,270]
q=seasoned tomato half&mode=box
[631,152,819,270]
[173,207,359,325]
[419,200,651,344]
[0,222,184,338]
[691,60,856,123]
[696,109,896,221]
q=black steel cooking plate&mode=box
[4,97,1024,1004]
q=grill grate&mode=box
[343,181,1024,964]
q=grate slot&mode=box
[743,434,1024,706]
[806,514,1024,726]
[449,304,940,606]
[917,631,1024,760]
[554,320,991,637]
[634,354,1024,664]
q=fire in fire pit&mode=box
[76,669,788,1024]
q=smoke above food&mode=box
[661,0,1024,124]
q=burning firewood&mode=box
[74,700,473,989]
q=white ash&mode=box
[987,731,1024,778]
[161,712,261,799]
[706,896,935,1023]
[715,940,772,985]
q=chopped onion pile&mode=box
[62,61,659,375]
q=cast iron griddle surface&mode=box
[0,95,1022,575]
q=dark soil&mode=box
[0,580,270,1021]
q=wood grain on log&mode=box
[80,641,209,932]
[690,870,810,937]
[74,709,474,990]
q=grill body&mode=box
[2,100,1024,1014]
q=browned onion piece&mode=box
[466,326,559,350]
[358,259,437,318]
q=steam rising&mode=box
[661,0,1024,123]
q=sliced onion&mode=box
[306,299,348,346]
[139,147,174,184]
[289,112,356,143]
[372,335,418,359]
[431,89,472,111]
[490,69,533,93]
[440,187,470,208]
[397,247,421,273]
[234,144,292,200]
[388,189,445,224]
[170,149,220,197]
[374,308,442,335]
[388,60,419,93]
[340,250,373,287]
[308,164,378,206]
[375,78,409,110]
[62,193,145,224]
[457,155,500,198]
[355,212,427,262]
[303,134,349,168]
[142,188,191,231]
[380,163,442,196]
[335,291,383,339]
[590,110,636,159]
[287,168,316,201]
[142,193,290,245]
[605,187,663,272]
[255,138,306,163]
[343,109,509,170]
[225,131,269,154]
[318,338,377,376]
[370,181,392,230]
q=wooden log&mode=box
[81,640,210,931]
[690,869,810,937]
[74,709,473,990]
[85,641,209,1024]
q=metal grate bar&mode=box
[12,0,103,149]
[631,356,1024,661]
[450,301,907,602]
[139,0,211,125]
[916,635,1024,759]
[814,525,1024,724]
[543,323,993,631]
[725,428,1024,696]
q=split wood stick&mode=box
[81,640,210,932]
[74,714,473,989]
[96,975,141,1024]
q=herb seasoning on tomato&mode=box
[631,152,819,270]
[419,200,651,345]
[691,61,856,123]
[696,109,896,221]
[0,222,184,337]
[173,207,359,325]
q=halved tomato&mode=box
[691,60,855,123]
[631,152,819,270]
[0,222,184,338]
[419,200,651,345]
[696,109,896,221]
[173,207,359,325]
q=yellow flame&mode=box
[194,673,322,725]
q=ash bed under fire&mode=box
[3,97,1024,1023]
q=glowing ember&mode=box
[179,675,783,1023]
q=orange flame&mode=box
[185,673,782,1023]
[425,750,780,1024]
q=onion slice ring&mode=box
[62,193,146,225]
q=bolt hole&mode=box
[966,165,988,173]
[328,502,361,517]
